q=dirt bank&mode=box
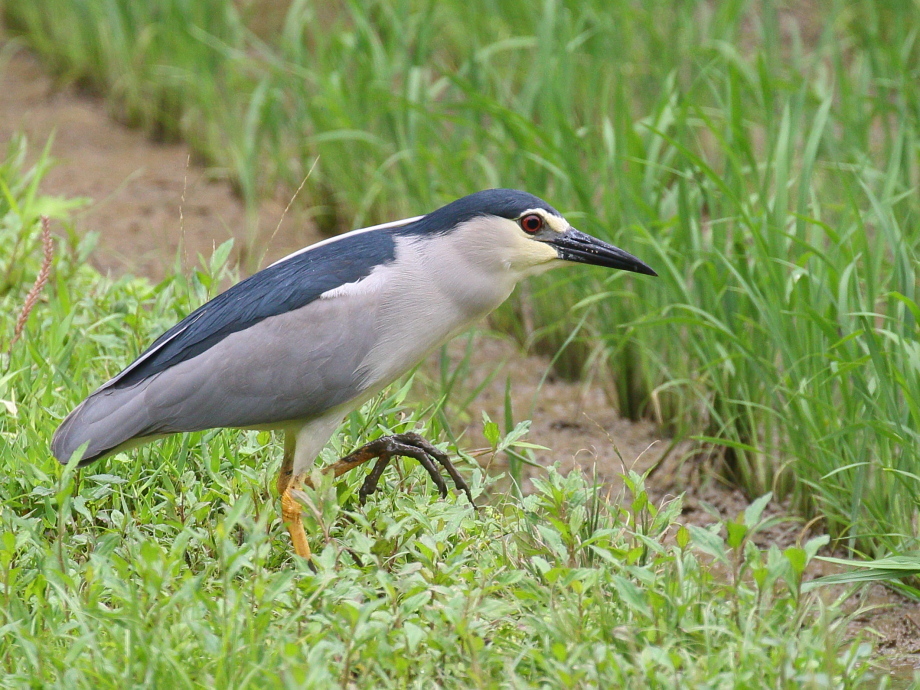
[0,49,315,279]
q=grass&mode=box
[0,139,892,686]
[1,0,920,681]
[3,0,918,560]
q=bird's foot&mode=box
[321,432,474,506]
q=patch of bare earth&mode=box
[2,40,917,680]
[0,48,316,279]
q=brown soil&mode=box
[2,40,918,681]
[0,49,316,279]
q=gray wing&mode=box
[51,291,380,465]
[105,225,402,391]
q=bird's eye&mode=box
[520,214,543,234]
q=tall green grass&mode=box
[3,0,919,555]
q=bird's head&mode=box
[412,189,657,280]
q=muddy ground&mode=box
[2,42,917,679]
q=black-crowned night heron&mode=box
[52,189,656,559]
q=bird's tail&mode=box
[51,384,157,466]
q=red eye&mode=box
[520,214,543,234]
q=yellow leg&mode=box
[281,482,312,559]
[277,431,312,559]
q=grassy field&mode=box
[4,0,919,561]
[0,140,896,688]
[0,139,887,686]
[1,0,920,685]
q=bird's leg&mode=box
[277,432,312,559]
[319,433,474,505]
[278,432,473,560]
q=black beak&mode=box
[549,228,657,276]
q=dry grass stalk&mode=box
[9,215,54,352]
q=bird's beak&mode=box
[549,228,658,276]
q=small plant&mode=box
[8,215,53,354]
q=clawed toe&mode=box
[358,454,392,503]
[336,432,474,506]
[397,433,474,505]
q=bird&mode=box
[51,189,656,560]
